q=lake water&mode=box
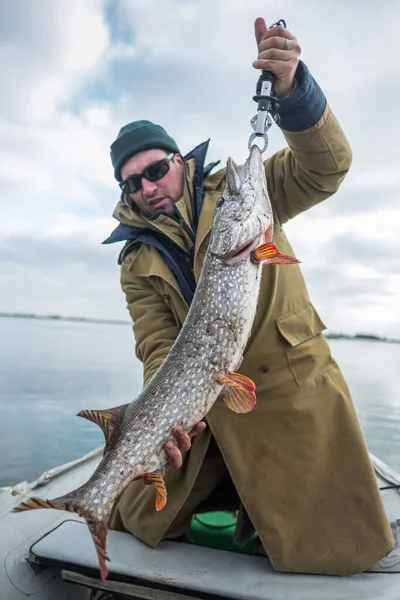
[1,317,400,488]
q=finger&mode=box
[172,425,192,452]
[261,25,295,43]
[252,57,297,74]
[189,421,207,438]
[254,17,267,47]
[257,48,299,62]
[165,440,183,469]
[259,36,300,54]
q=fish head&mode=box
[209,144,273,263]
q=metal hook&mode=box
[248,18,287,153]
[270,19,287,28]
[248,132,268,153]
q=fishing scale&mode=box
[248,18,287,153]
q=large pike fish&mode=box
[13,145,299,580]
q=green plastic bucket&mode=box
[189,511,257,554]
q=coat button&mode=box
[260,365,270,373]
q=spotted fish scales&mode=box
[13,145,299,580]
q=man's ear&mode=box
[174,153,185,170]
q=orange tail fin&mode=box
[13,490,111,581]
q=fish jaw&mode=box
[209,145,273,262]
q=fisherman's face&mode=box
[120,149,185,217]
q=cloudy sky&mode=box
[1,0,399,337]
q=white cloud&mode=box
[0,0,110,122]
[0,0,399,335]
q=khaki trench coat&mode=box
[109,105,394,575]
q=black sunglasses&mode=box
[119,152,175,195]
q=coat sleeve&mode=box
[120,258,179,385]
[264,61,352,223]
[265,105,352,224]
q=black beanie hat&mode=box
[110,120,181,182]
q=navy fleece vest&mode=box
[102,140,220,306]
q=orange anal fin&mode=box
[139,472,167,511]
[252,242,300,265]
[216,372,257,414]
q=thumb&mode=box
[254,17,267,47]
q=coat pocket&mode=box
[276,303,335,387]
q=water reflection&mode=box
[330,339,400,470]
[0,318,141,486]
[1,319,400,487]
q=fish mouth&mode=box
[210,145,270,262]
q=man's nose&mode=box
[141,177,158,196]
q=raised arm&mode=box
[253,18,352,222]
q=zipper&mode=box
[161,206,196,247]
[174,205,196,244]
[161,208,196,270]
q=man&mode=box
[104,18,394,576]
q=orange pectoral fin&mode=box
[264,225,273,244]
[140,472,167,511]
[252,242,300,265]
[216,372,256,414]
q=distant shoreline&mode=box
[324,333,400,345]
[0,312,399,344]
[0,312,130,326]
